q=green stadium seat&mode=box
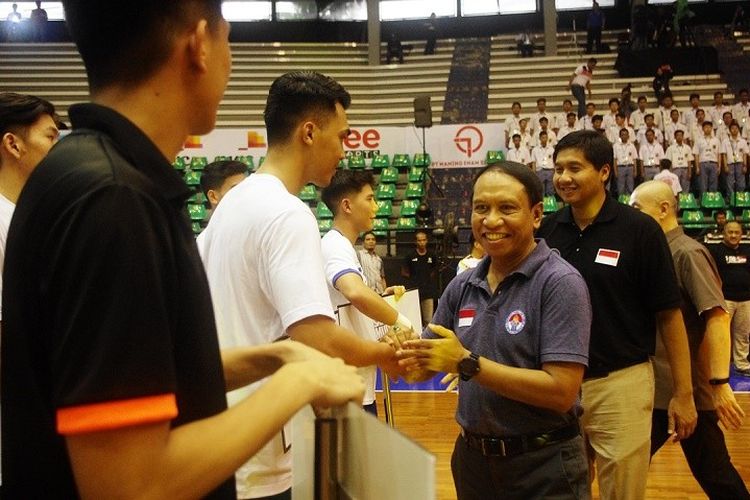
[618,194,630,205]
[404,182,424,199]
[486,150,505,164]
[370,154,390,169]
[681,210,707,228]
[234,155,255,170]
[396,217,417,230]
[299,184,317,201]
[379,167,399,183]
[741,209,750,222]
[213,155,230,162]
[701,192,725,209]
[348,155,366,169]
[678,192,699,210]
[375,183,396,200]
[190,157,208,170]
[408,167,425,182]
[187,204,208,221]
[372,218,389,237]
[543,196,558,213]
[733,191,750,208]
[413,153,431,168]
[318,219,333,233]
[400,199,419,216]
[338,159,347,169]
[184,171,201,186]
[172,157,186,171]
[392,154,411,169]
[376,199,393,217]
[188,191,206,204]
[191,222,202,234]
[316,202,333,219]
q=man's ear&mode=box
[207,189,220,209]
[2,132,23,160]
[187,19,210,74]
[301,121,315,146]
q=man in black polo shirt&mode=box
[402,230,438,326]
[709,220,750,376]
[1,1,363,498]
[537,130,697,500]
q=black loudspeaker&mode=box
[414,96,433,128]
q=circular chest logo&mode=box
[505,310,526,335]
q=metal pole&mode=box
[382,371,395,427]
[314,417,339,500]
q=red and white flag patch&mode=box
[595,248,621,267]
[458,309,475,328]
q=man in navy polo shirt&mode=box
[537,130,697,500]
[400,161,592,499]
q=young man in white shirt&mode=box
[683,93,702,129]
[199,71,406,500]
[613,128,638,196]
[532,116,557,148]
[664,108,688,148]
[580,102,596,131]
[529,97,550,136]
[557,112,581,141]
[652,159,682,196]
[709,91,731,129]
[568,57,597,118]
[722,121,749,201]
[554,99,576,132]
[504,101,523,148]
[639,128,666,181]
[655,93,682,132]
[319,169,414,416]
[637,113,664,147]
[630,95,652,131]
[531,130,555,195]
[716,111,734,144]
[693,120,723,199]
[517,118,533,151]
[602,97,620,131]
[732,88,750,131]
[690,108,709,146]
[507,133,531,166]
[665,129,694,195]
[606,112,634,145]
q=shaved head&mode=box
[630,181,677,230]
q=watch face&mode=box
[459,354,480,381]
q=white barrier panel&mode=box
[176,123,506,169]
[291,403,436,500]
[334,289,422,342]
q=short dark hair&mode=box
[0,92,56,135]
[62,1,223,93]
[554,130,614,173]
[539,131,548,138]
[637,95,647,103]
[320,169,374,216]
[659,158,672,171]
[539,116,548,123]
[567,112,577,119]
[537,97,546,104]
[563,99,572,105]
[587,57,598,66]
[512,101,521,107]
[264,71,351,147]
[473,161,543,208]
[199,160,248,198]
[689,93,700,100]
[362,230,376,240]
[608,98,620,105]
[592,114,603,122]
[616,112,627,119]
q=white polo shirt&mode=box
[639,140,665,167]
[723,136,750,164]
[636,126,664,147]
[506,146,531,165]
[693,135,722,163]
[613,141,637,166]
[665,143,694,169]
[531,143,554,170]
[664,121,688,146]
[321,229,377,406]
[198,173,335,499]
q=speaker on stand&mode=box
[412,96,443,201]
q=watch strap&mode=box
[709,377,730,386]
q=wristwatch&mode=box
[709,377,730,386]
[458,352,481,381]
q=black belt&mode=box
[461,422,580,458]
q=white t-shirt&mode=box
[506,146,531,165]
[0,193,15,321]
[693,135,722,163]
[198,173,335,499]
[571,64,593,87]
[722,136,750,164]
[639,141,665,167]
[531,144,554,170]
[654,170,682,195]
[320,229,377,405]
[665,143,694,169]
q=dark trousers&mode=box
[586,27,602,53]
[651,410,750,500]
[253,488,291,500]
[451,433,590,500]
[571,85,586,118]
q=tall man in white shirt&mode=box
[358,231,386,294]
[637,114,664,148]
[722,121,749,201]
[531,130,555,195]
[529,97,550,136]
[683,93,702,129]
[665,129,695,194]
[640,128,666,181]
[199,71,405,500]
[655,93,682,132]
[553,99,576,132]
[613,128,638,196]
[606,112,634,145]
[710,91,731,129]
[602,98,620,131]
[319,169,414,416]
[664,109,688,148]
[630,95,652,131]
[504,101,523,148]
[506,133,531,166]
[558,112,581,141]
[532,116,557,148]
[693,121,723,199]
[733,88,750,131]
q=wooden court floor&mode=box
[374,391,750,500]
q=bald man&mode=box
[630,181,749,500]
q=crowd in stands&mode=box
[503,89,750,203]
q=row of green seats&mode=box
[318,217,417,234]
[678,192,750,211]
[348,153,431,169]
[375,182,424,200]
[173,155,262,171]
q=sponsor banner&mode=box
[176,123,506,169]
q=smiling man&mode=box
[400,161,592,499]
[536,129,697,500]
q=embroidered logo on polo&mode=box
[726,255,748,264]
[505,310,526,335]
[458,308,475,328]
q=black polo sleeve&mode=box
[636,216,681,313]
